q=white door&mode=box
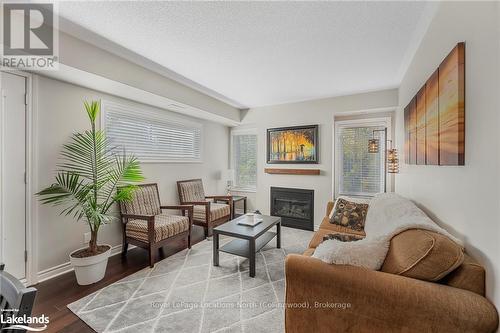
[1,72,27,279]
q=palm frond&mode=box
[84,100,100,123]
[37,100,144,239]
[100,153,144,212]
[37,172,91,221]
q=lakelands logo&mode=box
[0,313,49,331]
[1,2,58,70]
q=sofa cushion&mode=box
[308,229,334,249]
[308,228,364,249]
[328,196,371,219]
[381,229,464,281]
[320,216,367,237]
[329,198,369,232]
[440,254,486,296]
[302,248,315,257]
[323,233,362,243]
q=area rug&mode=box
[68,227,312,333]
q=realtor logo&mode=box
[1,2,58,70]
[0,312,49,331]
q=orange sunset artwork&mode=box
[268,126,318,163]
[404,42,464,166]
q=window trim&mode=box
[333,117,392,198]
[230,128,258,192]
[100,99,203,164]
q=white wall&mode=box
[395,1,500,308]
[56,31,241,123]
[235,89,398,228]
[35,75,228,273]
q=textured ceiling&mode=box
[58,1,428,108]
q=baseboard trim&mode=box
[36,244,135,284]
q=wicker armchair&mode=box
[119,183,193,267]
[177,179,232,238]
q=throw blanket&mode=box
[313,193,463,270]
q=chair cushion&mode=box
[193,203,230,223]
[329,197,369,232]
[121,184,161,216]
[178,179,205,202]
[381,229,464,281]
[126,214,189,243]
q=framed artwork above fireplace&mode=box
[267,125,319,164]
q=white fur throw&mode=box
[313,193,463,270]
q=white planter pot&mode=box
[69,244,111,285]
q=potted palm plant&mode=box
[38,101,144,285]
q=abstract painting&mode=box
[404,42,465,166]
[439,42,465,165]
[404,105,410,164]
[409,97,417,165]
[425,69,440,165]
[416,87,426,164]
[267,125,318,164]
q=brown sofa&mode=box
[285,200,499,333]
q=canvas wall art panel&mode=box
[425,69,440,165]
[438,43,465,165]
[416,87,427,165]
[404,105,410,164]
[409,97,417,165]
[267,125,318,164]
[403,42,465,166]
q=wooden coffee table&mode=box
[213,215,281,277]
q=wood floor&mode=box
[32,226,207,333]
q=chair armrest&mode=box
[205,195,233,201]
[182,201,210,206]
[121,213,155,221]
[206,196,233,217]
[160,204,193,211]
[285,254,499,333]
[121,213,156,242]
[161,205,194,226]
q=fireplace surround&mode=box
[270,187,314,231]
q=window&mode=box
[231,130,257,191]
[335,119,390,197]
[101,100,202,163]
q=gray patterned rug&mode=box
[68,227,312,333]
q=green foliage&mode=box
[37,101,144,252]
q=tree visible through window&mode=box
[337,125,385,196]
[232,132,257,190]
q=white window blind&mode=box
[336,125,385,196]
[102,101,202,163]
[231,131,257,191]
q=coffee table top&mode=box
[214,214,280,239]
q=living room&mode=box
[0,1,499,332]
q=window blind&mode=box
[102,101,202,163]
[337,126,385,196]
[232,133,257,190]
